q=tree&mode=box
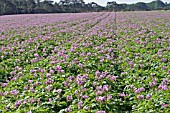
[106,1,122,11]
[147,0,165,10]
[27,0,36,13]
[0,0,4,15]
[135,2,148,11]
[0,0,16,15]
[0,0,169,15]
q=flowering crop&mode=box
[0,12,170,113]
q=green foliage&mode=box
[0,11,170,113]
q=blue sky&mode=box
[53,0,170,6]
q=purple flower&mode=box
[15,100,22,107]
[78,63,84,68]
[84,106,89,111]
[60,69,64,73]
[95,70,100,76]
[30,70,37,74]
[30,87,35,93]
[41,69,46,74]
[46,73,51,78]
[93,82,97,86]
[168,70,170,75]
[162,66,167,70]
[29,98,35,103]
[109,75,118,81]
[137,95,144,100]
[75,90,79,95]
[18,72,22,76]
[161,85,168,91]
[82,95,89,99]
[23,100,27,105]
[103,85,109,92]
[139,87,145,92]
[162,78,169,85]
[49,70,54,74]
[96,91,103,95]
[28,80,33,83]
[5,106,8,110]
[57,89,62,94]
[27,111,32,113]
[162,58,167,62]
[107,94,112,100]
[96,111,106,113]
[78,101,83,109]
[45,79,53,85]
[50,61,55,65]
[1,83,8,87]
[11,89,19,95]
[162,103,169,107]
[55,65,62,71]
[36,82,41,85]
[37,98,41,102]
[24,86,29,90]
[134,87,145,93]
[66,95,73,102]
[3,91,9,96]
[34,53,39,57]
[149,81,156,87]
[10,71,16,75]
[96,86,103,91]
[66,106,71,112]
[119,92,126,97]
[49,98,52,103]
[146,94,152,99]
[96,96,106,102]
[63,80,68,86]
[68,76,74,82]
[128,61,134,67]
[130,85,134,89]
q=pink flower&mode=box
[49,98,52,103]
[29,98,35,103]
[46,73,51,78]
[23,100,27,105]
[95,70,100,76]
[162,103,169,107]
[28,80,33,83]
[11,89,19,95]
[149,81,156,87]
[96,111,106,113]
[57,89,62,93]
[119,92,126,97]
[82,95,89,99]
[49,70,54,74]
[96,96,106,102]
[107,94,112,100]
[66,95,73,102]
[78,101,83,109]
[146,94,152,99]
[1,83,8,87]
[168,70,170,75]
[3,91,9,96]
[103,85,109,92]
[15,100,22,107]
[137,95,144,100]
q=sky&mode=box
[53,0,170,6]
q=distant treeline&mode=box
[0,0,170,15]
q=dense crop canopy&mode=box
[0,12,170,113]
